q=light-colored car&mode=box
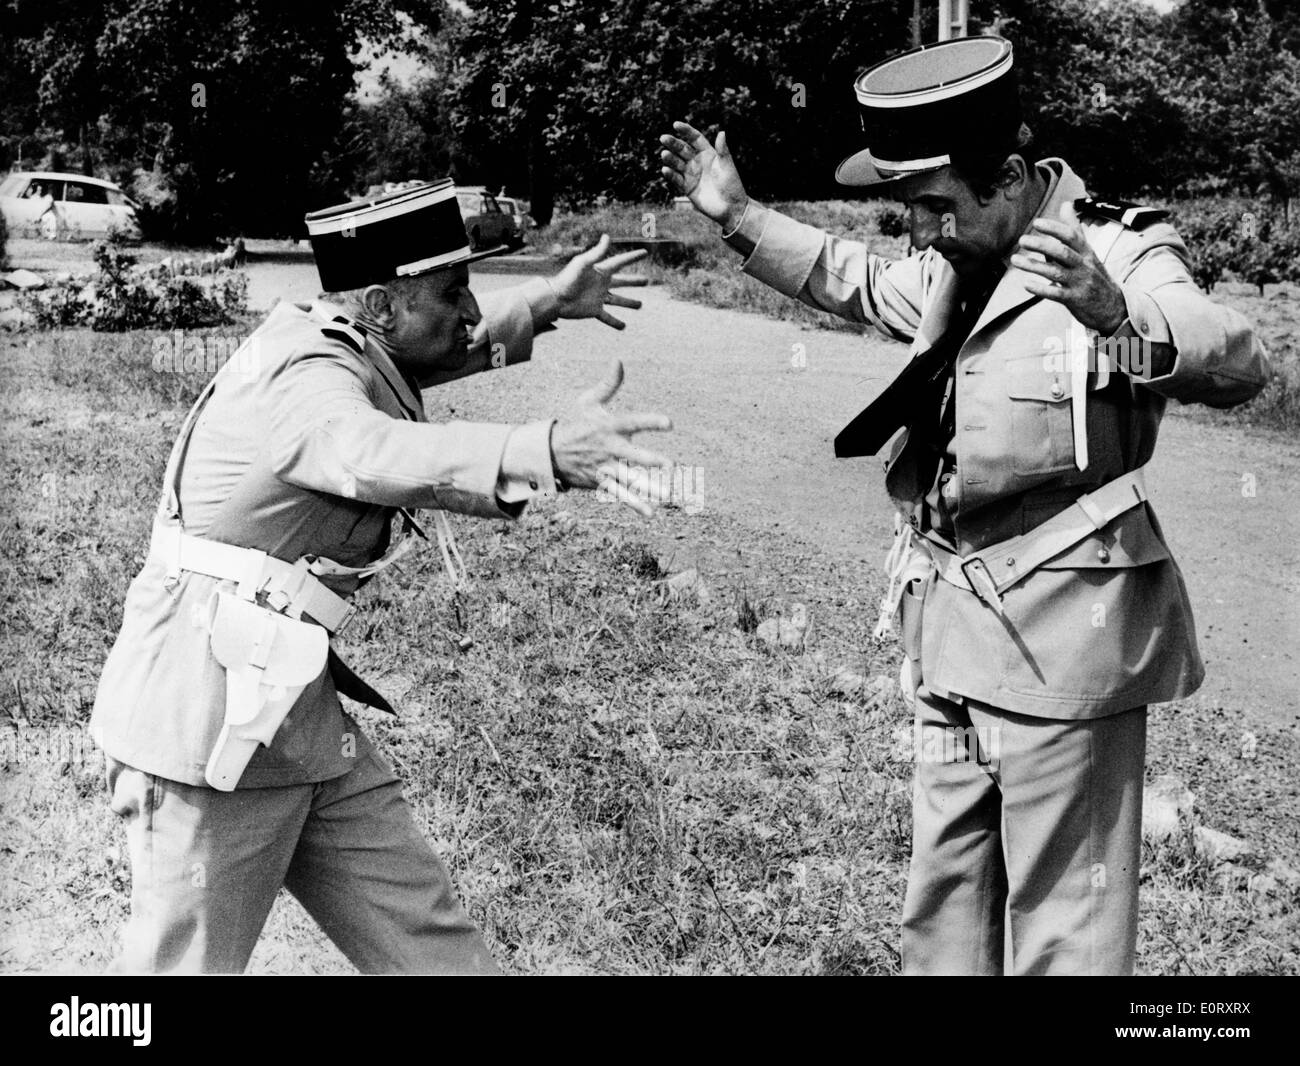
[495,195,531,247]
[0,171,142,241]
[456,186,520,250]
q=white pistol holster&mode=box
[205,591,329,791]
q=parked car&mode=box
[495,195,532,247]
[456,186,521,250]
[0,171,142,241]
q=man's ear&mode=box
[359,284,398,326]
[999,155,1033,201]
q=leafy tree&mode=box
[441,0,914,220]
[1171,1,1300,206]
[2,0,445,240]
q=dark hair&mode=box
[949,123,1036,199]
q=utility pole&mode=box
[937,0,969,41]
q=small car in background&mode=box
[456,186,520,250]
[0,171,142,240]
[495,195,532,247]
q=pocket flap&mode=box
[209,592,329,687]
[1005,353,1072,402]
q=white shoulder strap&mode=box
[1083,219,1126,267]
[1066,219,1128,472]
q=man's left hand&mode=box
[551,234,649,330]
[1011,203,1127,334]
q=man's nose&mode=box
[459,289,482,328]
[910,210,940,251]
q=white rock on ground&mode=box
[0,307,36,330]
[1,269,46,290]
[1239,730,1258,760]
[656,566,711,605]
[756,603,809,650]
[1142,774,1195,840]
[829,666,865,697]
[1264,858,1300,890]
[1193,825,1255,864]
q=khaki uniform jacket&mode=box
[91,280,561,786]
[731,159,1269,718]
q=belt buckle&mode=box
[960,557,1004,614]
[334,603,357,636]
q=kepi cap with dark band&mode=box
[837,35,1022,187]
[305,179,509,291]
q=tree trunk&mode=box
[528,115,554,227]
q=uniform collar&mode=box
[968,157,1088,341]
[306,300,425,421]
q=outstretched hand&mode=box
[659,120,750,231]
[551,359,674,517]
[551,234,648,330]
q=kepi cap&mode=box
[305,179,509,291]
[836,36,1022,187]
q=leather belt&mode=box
[150,520,355,633]
[921,466,1149,614]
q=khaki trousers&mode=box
[901,685,1146,975]
[105,726,496,975]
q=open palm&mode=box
[659,121,749,230]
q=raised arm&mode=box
[659,120,927,343]
[269,350,672,518]
[425,236,652,386]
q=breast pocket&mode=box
[1005,353,1075,476]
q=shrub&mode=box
[17,234,247,331]
[1167,198,1300,293]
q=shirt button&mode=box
[1005,557,1016,567]
[529,480,539,491]
[1097,547,1111,563]
[1049,382,1065,399]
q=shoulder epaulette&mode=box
[1074,197,1169,230]
[320,315,367,355]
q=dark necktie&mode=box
[834,267,1004,459]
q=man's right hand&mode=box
[659,121,750,232]
[551,359,673,517]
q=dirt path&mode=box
[248,263,1300,729]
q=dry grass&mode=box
[0,326,1295,974]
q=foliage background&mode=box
[2,0,1299,238]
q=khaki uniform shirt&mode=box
[729,159,1270,718]
[91,280,561,786]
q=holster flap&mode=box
[209,591,329,690]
